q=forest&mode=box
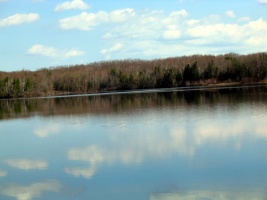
[0,52,267,98]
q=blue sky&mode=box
[0,0,267,72]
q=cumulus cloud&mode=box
[28,44,85,59]
[4,159,48,170]
[55,0,90,12]
[162,26,182,40]
[109,8,136,22]
[169,9,188,17]
[246,18,267,31]
[244,18,267,46]
[0,13,39,27]
[225,10,236,18]
[28,45,57,57]
[188,23,241,39]
[238,16,251,22]
[186,19,200,26]
[257,0,267,5]
[101,43,123,57]
[0,169,7,177]
[64,49,85,57]
[58,7,267,69]
[59,8,135,30]
[134,18,266,56]
[59,11,106,30]
[178,17,267,51]
[0,181,62,200]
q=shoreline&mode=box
[1,81,267,121]
[5,81,267,100]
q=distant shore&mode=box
[12,81,267,100]
[1,52,267,99]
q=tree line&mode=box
[0,52,267,98]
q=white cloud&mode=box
[183,17,267,54]
[170,9,188,17]
[108,43,123,52]
[59,9,135,30]
[0,13,39,27]
[246,18,267,31]
[0,169,7,177]
[64,49,85,57]
[162,29,181,40]
[59,11,106,30]
[225,10,236,18]
[101,43,123,56]
[238,16,251,22]
[102,32,113,39]
[0,181,62,200]
[257,0,267,5]
[109,8,136,23]
[4,159,48,170]
[28,45,58,57]
[28,44,85,59]
[58,7,267,66]
[246,37,267,46]
[55,0,90,12]
[186,19,199,26]
[244,18,267,46]
[187,23,242,39]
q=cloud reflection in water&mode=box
[4,159,48,170]
[0,169,7,177]
[65,166,96,179]
[150,190,266,200]
[65,115,267,179]
[0,181,62,200]
[34,124,60,138]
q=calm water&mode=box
[1,86,267,200]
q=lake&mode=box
[1,86,267,200]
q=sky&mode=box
[0,0,267,72]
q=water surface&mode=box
[1,86,267,200]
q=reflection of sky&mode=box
[150,190,267,200]
[1,101,267,199]
[0,181,62,200]
[0,169,7,177]
[4,159,48,170]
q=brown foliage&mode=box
[0,52,267,98]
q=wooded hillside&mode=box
[1,52,267,98]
